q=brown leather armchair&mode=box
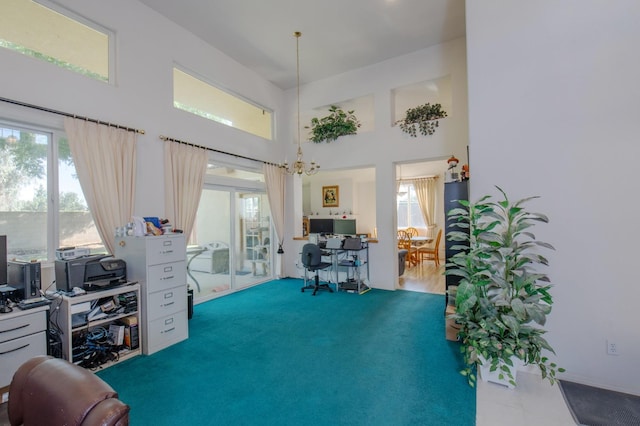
[8,355,129,426]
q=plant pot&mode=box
[477,355,523,389]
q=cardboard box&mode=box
[120,315,138,326]
[123,323,139,349]
[445,305,459,342]
[118,315,139,349]
[109,324,125,346]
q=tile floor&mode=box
[477,370,575,425]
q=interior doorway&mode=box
[395,159,448,295]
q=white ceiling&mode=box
[138,0,466,90]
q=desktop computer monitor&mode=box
[333,219,356,236]
[309,218,334,235]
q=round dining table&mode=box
[407,236,433,266]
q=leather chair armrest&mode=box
[83,398,130,426]
[8,356,50,426]
[8,355,129,426]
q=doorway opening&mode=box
[395,159,448,295]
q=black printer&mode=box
[55,255,127,292]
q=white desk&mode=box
[1,305,49,390]
[321,243,370,294]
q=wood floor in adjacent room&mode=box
[398,261,445,294]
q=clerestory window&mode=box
[0,0,112,82]
[173,67,273,140]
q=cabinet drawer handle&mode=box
[0,323,29,334]
[0,343,29,356]
[161,275,175,281]
[162,301,175,307]
[161,327,175,334]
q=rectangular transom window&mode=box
[0,0,111,82]
[173,68,273,140]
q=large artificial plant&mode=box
[446,187,564,388]
[306,105,360,143]
[395,103,447,137]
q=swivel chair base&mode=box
[301,275,333,296]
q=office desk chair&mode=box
[301,243,333,296]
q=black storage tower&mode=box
[444,181,469,307]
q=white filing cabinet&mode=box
[115,234,188,355]
[0,306,48,389]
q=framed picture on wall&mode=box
[322,185,339,207]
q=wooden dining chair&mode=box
[397,230,416,267]
[404,227,421,259]
[397,230,408,247]
[405,227,418,237]
[418,228,443,266]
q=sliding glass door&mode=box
[188,165,272,303]
[188,188,232,297]
[237,192,271,286]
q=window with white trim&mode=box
[0,0,112,82]
[0,121,106,263]
[173,67,273,140]
[397,183,426,229]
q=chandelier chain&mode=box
[282,31,319,176]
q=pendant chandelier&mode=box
[282,31,319,176]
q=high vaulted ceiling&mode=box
[139,0,466,90]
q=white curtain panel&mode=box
[412,177,438,237]
[263,163,285,277]
[63,117,137,254]
[163,140,208,240]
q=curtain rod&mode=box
[159,135,281,167]
[397,176,439,182]
[0,96,145,135]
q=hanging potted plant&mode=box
[446,187,564,388]
[395,102,447,137]
[306,105,360,143]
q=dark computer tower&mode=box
[8,260,42,300]
[0,235,6,285]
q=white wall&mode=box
[0,0,285,218]
[282,37,469,288]
[466,1,640,395]
[0,1,468,292]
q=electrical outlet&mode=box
[607,340,619,355]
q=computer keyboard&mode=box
[17,298,52,310]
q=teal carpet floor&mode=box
[97,279,476,425]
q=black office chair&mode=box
[301,243,333,296]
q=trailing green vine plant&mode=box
[446,187,564,388]
[395,103,447,137]
[306,105,361,143]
